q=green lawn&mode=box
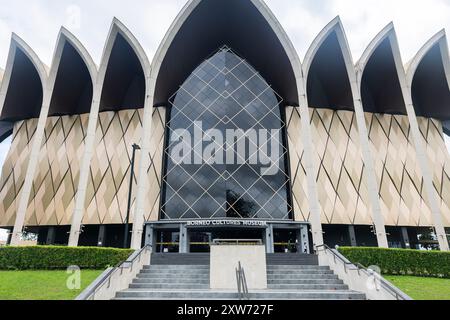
[0,270,103,300]
[385,275,450,300]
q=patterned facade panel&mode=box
[286,107,370,225]
[144,107,166,222]
[310,108,370,225]
[366,113,432,227]
[25,115,88,226]
[84,109,143,225]
[285,106,310,222]
[418,117,450,227]
[0,119,38,227]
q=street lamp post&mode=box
[123,143,141,248]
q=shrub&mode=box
[0,246,134,270]
[338,247,450,278]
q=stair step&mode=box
[268,284,349,290]
[139,270,210,275]
[267,265,329,270]
[266,254,319,266]
[129,283,210,289]
[151,254,211,266]
[137,273,209,279]
[267,274,339,280]
[267,270,334,275]
[133,278,210,284]
[143,265,209,270]
[115,289,365,300]
[268,279,344,285]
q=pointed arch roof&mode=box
[406,30,450,120]
[303,17,355,110]
[97,18,148,112]
[150,0,301,107]
[0,34,47,121]
[47,28,97,116]
[356,23,407,115]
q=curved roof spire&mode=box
[9,33,48,85]
[100,18,151,79]
[0,33,47,97]
[96,18,148,112]
[304,16,341,76]
[406,30,450,120]
[356,23,408,115]
[59,27,97,81]
[47,28,97,116]
[356,22,396,81]
[150,0,301,106]
[0,34,47,121]
[303,16,355,110]
[48,27,97,85]
[406,30,449,87]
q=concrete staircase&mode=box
[115,253,366,300]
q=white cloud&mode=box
[0,0,449,66]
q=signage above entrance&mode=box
[186,220,268,227]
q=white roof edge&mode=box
[110,17,151,77]
[303,16,341,77]
[10,33,48,84]
[58,27,98,81]
[149,0,201,78]
[356,22,395,81]
[302,16,359,101]
[251,0,303,82]
[406,29,447,87]
[149,0,304,101]
[0,34,48,117]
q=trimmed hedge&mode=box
[338,247,450,278]
[0,246,134,270]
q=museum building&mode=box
[0,0,449,252]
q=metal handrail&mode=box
[76,245,151,300]
[236,261,249,300]
[315,244,411,300]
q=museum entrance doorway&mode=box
[145,221,311,254]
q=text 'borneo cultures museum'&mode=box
[0,0,449,253]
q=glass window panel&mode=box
[161,47,292,220]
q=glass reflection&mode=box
[161,47,292,220]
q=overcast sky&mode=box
[1,0,450,240]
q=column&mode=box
[46,227,56,245]
[300,224,310,254]
[6,229,12,245]
[144,224,155,249]
[97,225,106,247]
[401,227,411,249]
[348,225,357,247]
[179,224,188,253]
[265,225,274,254]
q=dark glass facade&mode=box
[161,47,292,220]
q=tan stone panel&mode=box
[286,107,309,222]
[144,108,166,221]
[21,114,86,227]
[84,109,145,225]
